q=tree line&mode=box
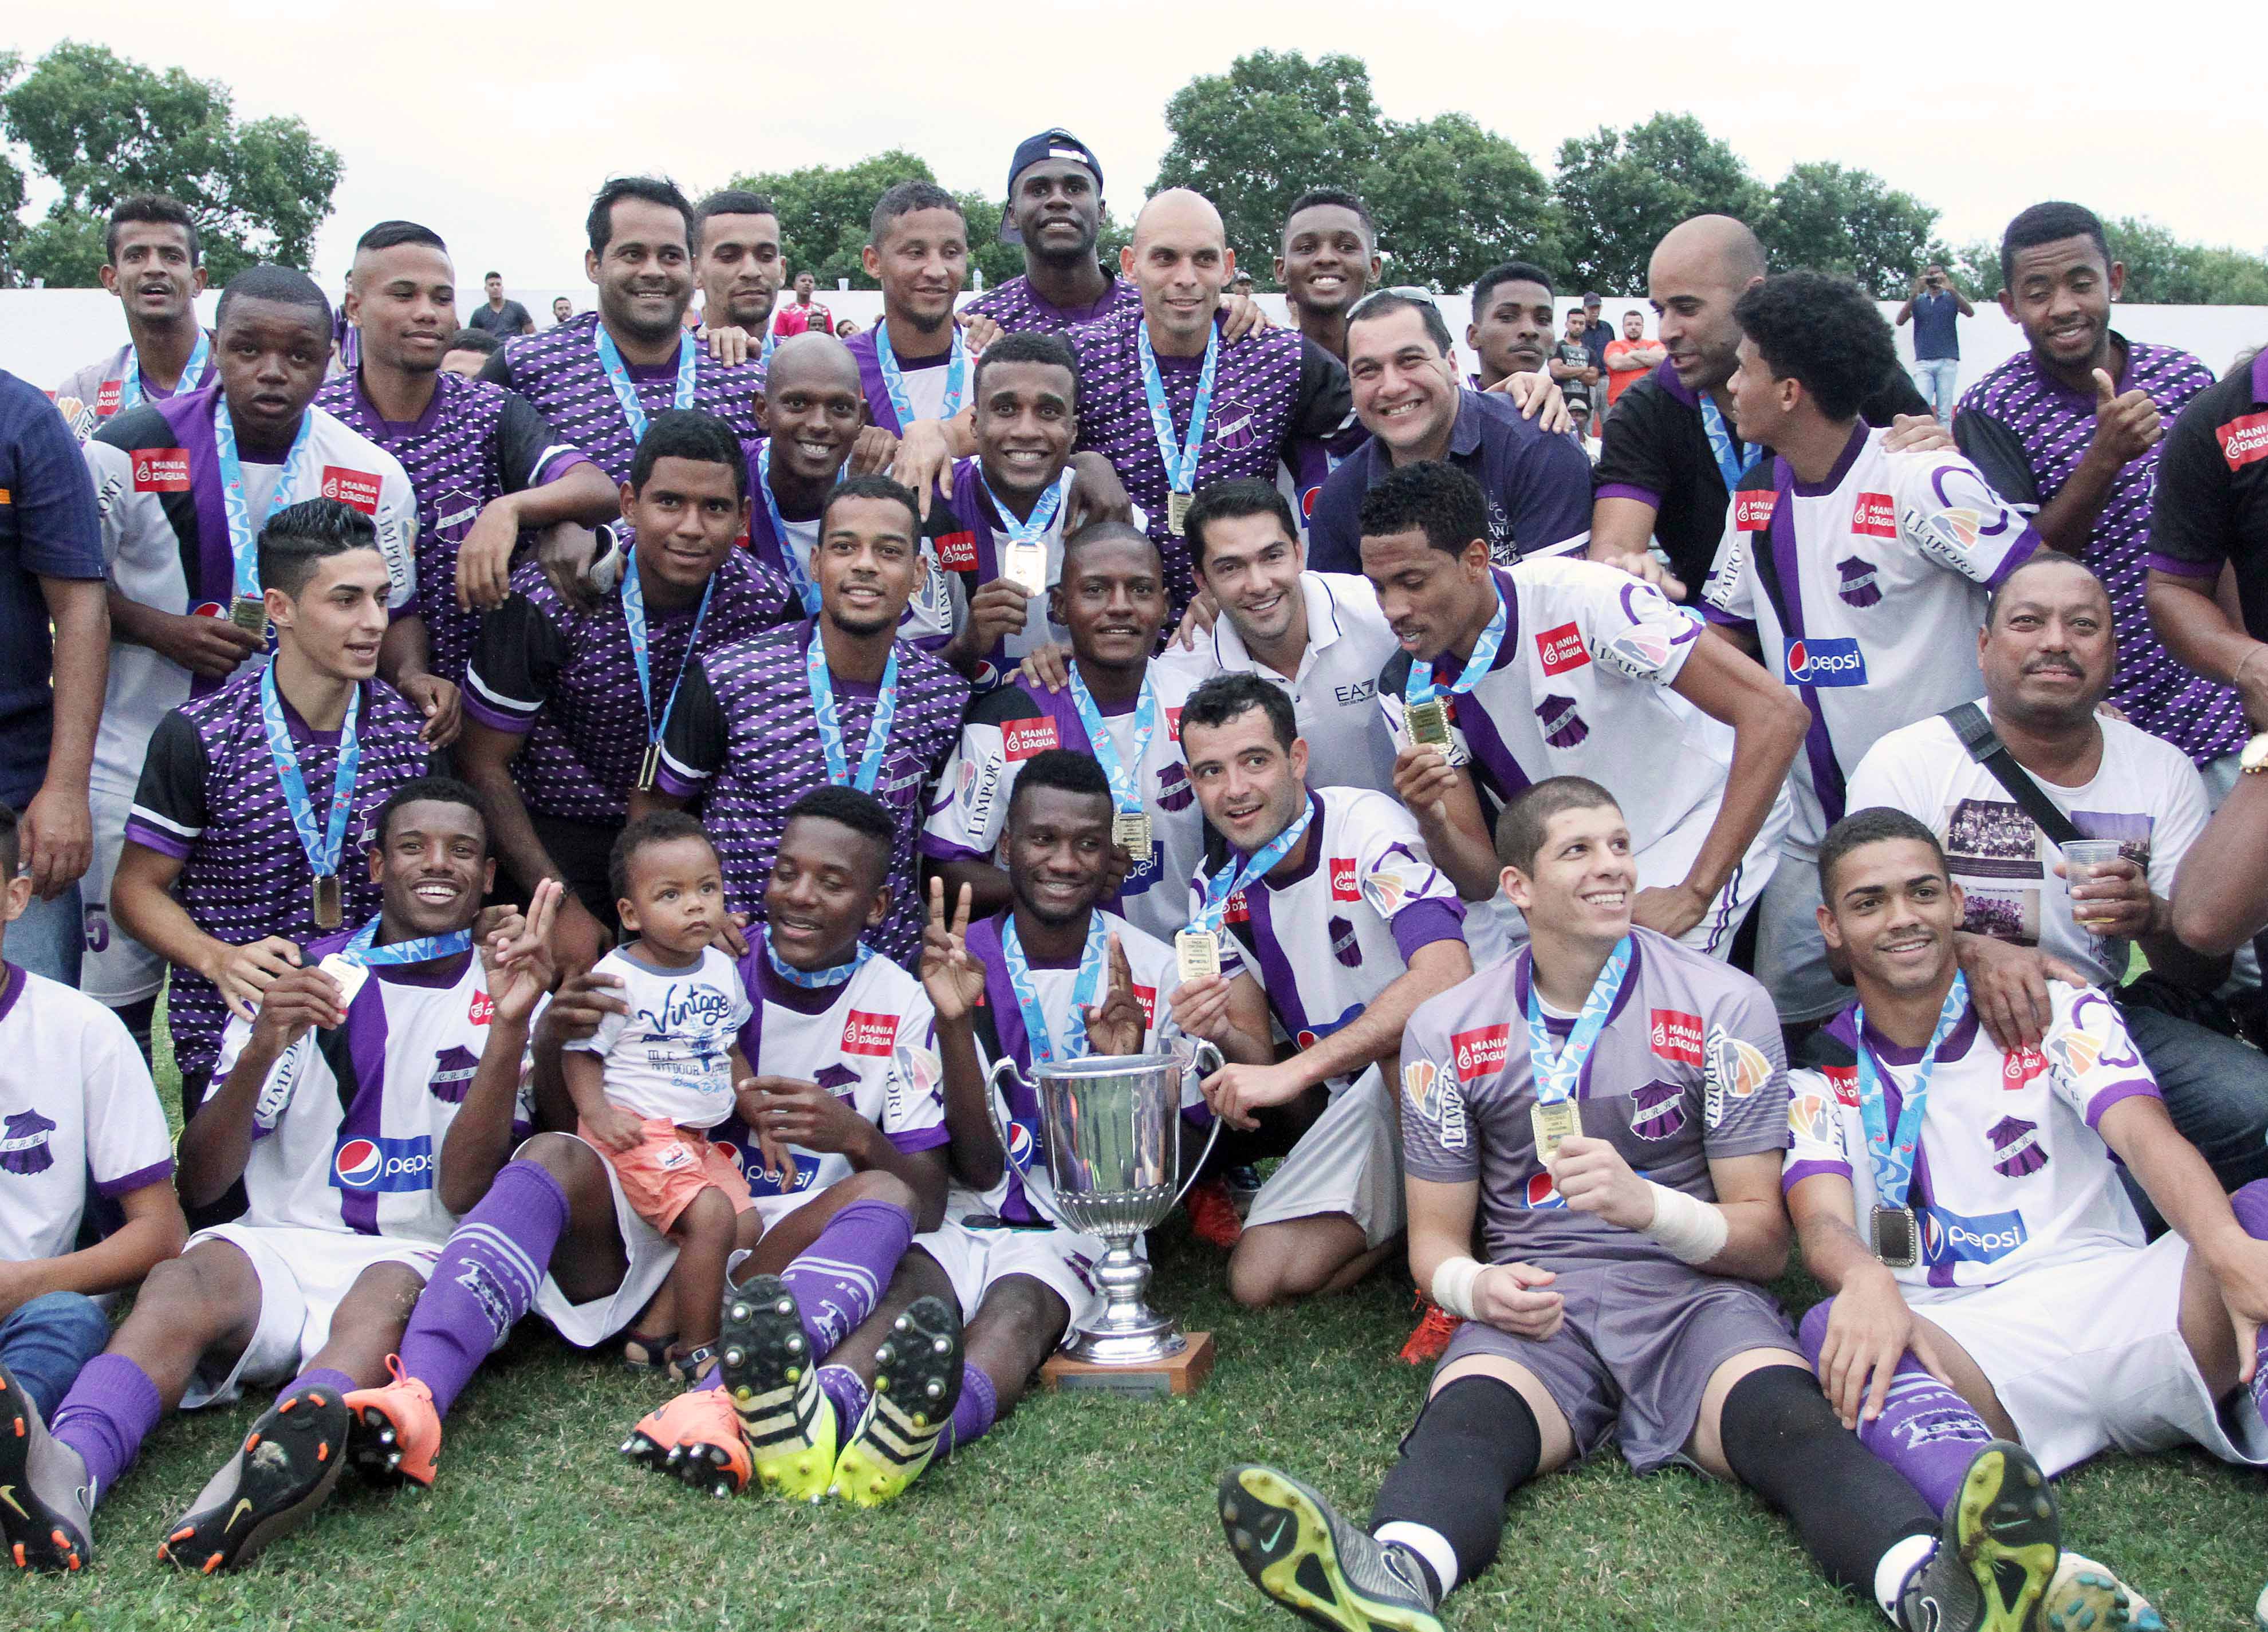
[5,41,2264,305]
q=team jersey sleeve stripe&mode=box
[1700,602,1755,630]
[530,444,593,487]
[916,833,988,863]
[1594,482,1661,508]
[461,666,541,730]
[1387,897,1466,961]
[95,1156,176,1197]
[123,812,198,858]
[2144,550,2219,580]
[1781,1156,1852,1193]
[887,1125,951,1156]
[654,744,711,793]
[2081,1078,2160,1130]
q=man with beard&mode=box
[53,196,219,444]
[690,190,788,370]
[465,273,533,341]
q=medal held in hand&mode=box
[1112,811,1153,864]
[979,466,1065,600]
[1175,927,1221,985]
[1530,1098,1581,1164]
[1005,541,1048,596]
[229,596,268,637]
[1852,972,1970,1271]
[1401,583,1507,754]
[1404,697,1451,748]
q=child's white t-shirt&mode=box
[565,945,753,1128]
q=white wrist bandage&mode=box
[1641,1181,1728,1264]
[1429,1255,1488,1320]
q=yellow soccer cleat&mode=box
[720,1276,838,1500]
[828,1296,962,1509]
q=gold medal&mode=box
[1530,1098,1581,1163]
[316,952,369,1019]
[1175,927,1222,984]
[1167,490,1193,537]
[1404,697,1451,748]
[637,743,661,793]
[1003,539,1048,597]
[1112,810,1153,862]
[230,596,267,637]
[311,873,344,931]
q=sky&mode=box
[7,1,2263,293]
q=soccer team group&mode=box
[6,120,2268,1630]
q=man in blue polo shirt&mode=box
[1894,265,1972,424]
[1306,293,1592,577]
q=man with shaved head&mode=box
[1066,188,1354,620]
[1590,215,1932,600]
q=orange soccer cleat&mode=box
[342,1359,442,1488]
[1184,1176,1245,1250]
[621,1386,754,1500]
[1397,1295,1462,1366]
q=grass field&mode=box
[13,1031,2267,1631]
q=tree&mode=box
[1363,113,1559,293]
[1760,162,1942,296]
[0,41,341,286]
[1953,216,2268,305]
[1551,113,1770,295]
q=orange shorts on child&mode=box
[582,1117,755,1234]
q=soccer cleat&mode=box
[718,1276,837,1500]
[828,1296,962,1509]
[620,1387,753,1500]
[1185,1176,1246,1249]
[0,1362,93,1573]
[1217,1464,1444,1632]
[1899,1440,2060,1632]
[342,1359,442,1489]
[2043,1553,2164,1632]
[1396,1296,1461,1367]
[158,1381,349,1574]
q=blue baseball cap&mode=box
[1000,130,1104,245]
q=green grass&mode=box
[14,1031,2266,1630]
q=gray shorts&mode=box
[1435,1257,1800,1473]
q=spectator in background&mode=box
[773,270,834,341]
[440,326,500,377]
[1230,270,1255,295]
[551,296,573,325]
[467,272,535,339]
[1602,307,1664,415]
[836,317,860,337]
[0,370,108,985]
[1550,306,1599,437]
[1579,293,1611,432]
[331,274,359,375]
[1895,263,1973,422]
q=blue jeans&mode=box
[1912,357,1959,423]
[7,882,82,986]
[2120,1002,2268,1235]
[0,1291,110,1421]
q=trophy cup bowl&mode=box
[986,1040,1223,1366]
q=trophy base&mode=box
[1042,1331,1214,1398]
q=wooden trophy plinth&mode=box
[1040,1331,1216,1398]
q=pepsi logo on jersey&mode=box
[332,1134,437,1193]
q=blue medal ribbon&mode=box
[1403,580,1509,711]
[215,398,317,606]
[1002,912,1108,1065]
[1190,798,1314,939]
[1699,394,1763,494]
[759,324,777,370]
[119,330,211,413]
[1853,972,1970,1210]
[621,550,716,758]
[756,443,822,615]
[593,325,696,443]
[1524,936,1632,1106]
[978,465,1066,556]
[805,633,899,793]
[338,914,474,968]
[260,667,360,890]
[1066,667,1156,817]
[874,322,967,427]
[1136,320,1218,500]
[760,923,871,990]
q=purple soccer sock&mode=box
[1800,1300,1989,1515]
[281,1368,356,1410]
[395,1160,570,1420]
[778,1199,914,1360]
[49,1354,164,1505]
[939,1362,997,1458]
[2232,1180,2268,1415]
[816,1364,869,1432]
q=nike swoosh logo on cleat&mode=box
[1258,1513,1289,1552]
[226,1498,253,1532]
[0,1487,22,1520]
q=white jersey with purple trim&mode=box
[53,339,219,444]
[719,945,948,1217]
[1152,571,1399,794]
[0,964,175,1266]
[1195,787,1487,1073]
[211,943,531,1245]
[1700,424,2041,848]
[1782,981,2156,1295]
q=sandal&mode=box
[668,1344,720,1386]
[621,1330,678,1372]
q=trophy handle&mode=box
[1165,1039,1227,1214]
[983,1051,1030,1178]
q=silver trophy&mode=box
[986,1040,1223,1365]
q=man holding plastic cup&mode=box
[1845,553,2268,1224]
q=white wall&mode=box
[8,283,2265,399]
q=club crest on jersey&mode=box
[1400,1058,1467,1149]
[1836,556,1883,608]
[1156,760,1195,814]
[1631,1080,1688,1141]
[841,1011,895,1057]
[321,466,383,515]
[132,448,192,491]
[0,1109,57,1175]
[427,1045,479,1105]
[1987,1115,2047,1178]
[1522,1170,1567,1210]
[1330,857,1360,902]
[331,1134,436,1194]
[1328,914,1363,968]
[1920,1204,2027,1267]
[935,529,979,573]
[1783,637,1867,687]
[2219,412,2268,471]
[1535,622,1589,675]
[815,1063,861,1098]
[1851,491,1896,538]
[1451,1023,1510,1083]
[1649,1009,1704,1068]
[1537,693,1589,748]
[1212,413,1255,452]
[1734,490,1776,531]
[1703,1024,1772,1130]
[435,488,481,542]
[2001,1047,2047,1089]
[1002,718,1059,761]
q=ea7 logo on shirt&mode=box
[132,448,192,491]
[321,466,384,515]
[1734,490,1777,531]
[1649,1008,1704,1067]
[1783,637,1868,687]
[935,529,979,573]
[841,1011,896,1057]
[2220,412,2268,471]
[1535,622,1589,675]
[1002,718,1059,761]
[1451,1023,1510,1083]
[1851,491,1897,538]
[331,1134,436,1193]
[1329,858,1360,901]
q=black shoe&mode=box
[1899,1440,2060,1632]
[158,1379,352,1574]
[829,1295,963,1507]
[0,1361,93,1573]
[1217,1464,1443,1632]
